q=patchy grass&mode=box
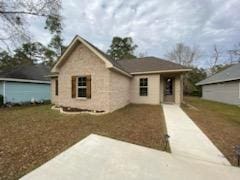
[0,104,167,180]
[182,96,240,166]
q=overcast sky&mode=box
[29,0,240,67]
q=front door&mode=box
[164,77,175,103]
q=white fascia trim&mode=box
[197,77,240,86]
[130,69,192,75]
[51,37,79,72]
[52,35,112,72]
[76,36,113,67]
[45,74,59,78]
[0,78,50,84]
[51,35,131,77]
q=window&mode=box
[77,77,87,98]
[72,76,91,99]
[55,79,58,96]
[139,78,148,96]
[165,78,173,95]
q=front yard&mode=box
[182,96,240,166]
[0,104,167,180]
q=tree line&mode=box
[1,0,240,97]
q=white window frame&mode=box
[139,78,148,96]
[77,76,87,98]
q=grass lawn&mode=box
[0,104,167,180]
[182,96,240,166]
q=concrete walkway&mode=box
[162,104,230,166]
[21,134,240,180]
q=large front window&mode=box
[77,77,87,97]
[139,78,148,96]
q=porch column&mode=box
[160,75,164,103]
[175,75,181,104]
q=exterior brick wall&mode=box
[51,41,184,112]
[109,70,130,112]
[51,78,59,105]
[53,43,111,112]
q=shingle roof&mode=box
[80,37,129,73]
[79,36,189,74]
[117,57,189,73]
[0,64,50,81]
[52,35,191,75]
[197,63,240,85]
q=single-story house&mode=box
[0,64,50,104]
[50,35,191,113]
[197,63,240,105]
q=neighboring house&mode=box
[0,64,50,104]
[197,63,240,105]
[50,35,191,113]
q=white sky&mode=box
[22,0,240,67]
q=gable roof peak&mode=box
[51,35,132,77]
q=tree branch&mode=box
[0,11,47,17]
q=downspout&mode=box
[3,81,6,104]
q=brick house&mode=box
[50,35,191,113]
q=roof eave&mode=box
[52,35,113,72]
[130,69,192,75]
[196,77,240,86]
[0,78,50,84]
[45,74,59,78]
[109,66,132,77]
[51,35,131,78]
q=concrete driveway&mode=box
[162,104,230,166]
[21,134,240,180]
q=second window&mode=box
[77,77,87,98]
[139,78,148,96]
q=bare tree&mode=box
[206,45,235,75]
[165,43,200,66]
[207,44,221,73]
[212,45,219,67]
[0,0,62,50]
[227,43,240,63]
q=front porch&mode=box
[160,73,183,104]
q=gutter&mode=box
[0,78,50,84]
[45,74,59,78]
[196,77,240,86]
[130,69,192,75]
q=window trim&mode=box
[77,76,87,98]
[139,78,148,96]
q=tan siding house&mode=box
[50,35,191,113]
[202,81,240,105]
[197,63,240,105]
